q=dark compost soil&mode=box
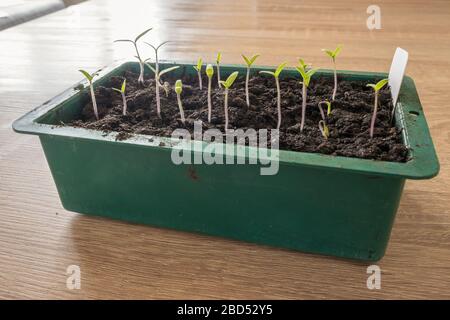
[69,70,409,162]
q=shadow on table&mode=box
[68,213,372,298]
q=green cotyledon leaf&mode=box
[134,27,153,43]
[221,71,239,88]
[206,64,214,78]
[367,78,389,92]
[79,69,93,82]
[175,79,182,94]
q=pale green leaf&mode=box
[121,79,126,93]
[206,64,214,78]
[322,49,334,58]
[159,66,179,77]
[275,62,287,78]
[79,69,93,82]
[175,79,182,94]
[113,39,134,44]
[296,67,318,87]
[320,100,332,116]
[196,58,202,71]
[156,41,170,50]
[216,52,222,63]
[242,54,260,67]
[325,101,331,115]
[298,58,307,69]
[375,78,389,91]
[249,54,260,66]
[322,45,342,60]
[333,45,343,57]
[306,68,319,78]
[367,78,389,92]
[242,55,251,66]
[134,28,153,43]
[144,42,157,51]
[259,70,275,77]
[295,66,307,80]
[223,71,239,88]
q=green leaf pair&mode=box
[322,45,342,60]
[193,58,202,72]
[145,41,170,53]
[78,69,98,83]
[259,62,287,79]
[367,78,389,92]
[242,54,260,67]
[295,60,318,87]
[220,71,239,89]
[145,63,179,78]
[112,79,127,94]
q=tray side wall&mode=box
[40,134,405,261]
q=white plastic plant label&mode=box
[389,47,408,106]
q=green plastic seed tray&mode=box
[13,61,439,261]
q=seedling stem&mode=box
[79,69,99,120]
[216,52,222,88]
[242,54,260,107]
[112,79,128,115]
[114,28,152,85]
[318,100,331,121]
[367,78,389,138]
[219,71,239,131]
[175,80,185,124]
[206,64,214,122]
[296,59,319,132]
[145,41,175,118]
[193,58,203,90]
[322,45,342,101]
[259,62,287,130]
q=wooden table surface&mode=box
[1,0,449,299]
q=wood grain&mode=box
[0,0,449,299]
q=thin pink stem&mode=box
[245,67,250,107]
[155,52,161,118]
[370,92,378,138]
[122,92,127,115]
[138,61,144,85]
[224,88,229,130]
[156,79,161,118]
[276,77,281,130]
[317,101,326,122]
[300,84,306,132]
[217,63,221,88]
[198,71,203,90]
[90,84,99,120]
[207,77,212,122]
[332,60,337,101]
[177,94,185,124]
